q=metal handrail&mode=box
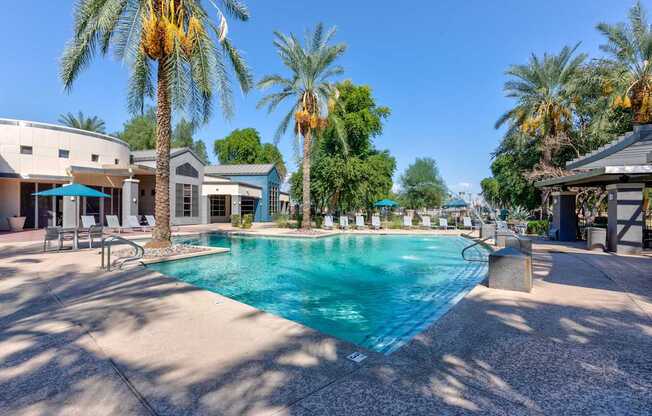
[461,236,492,262]
[101,235,145,271]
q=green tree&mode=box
[495,45,586,168]
[258,23,346,229]
[172,118,209,163]
[597,1,652,124]
[61,0,252,248]
[58,111,106,133]
[117,109,157,150]
[480,177,501,208]
[399,158,447,209]
[214,128,287,179]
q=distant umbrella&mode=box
[374,199,398,207]
[443,198,467,209]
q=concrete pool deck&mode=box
[0,236,650,415]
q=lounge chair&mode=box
[439,218,454,230]
[80,215,96,229]
[127,215,147,231]
[355,215,366,229]
[339,216,349,230]
[463,216,479,230]
[145,215,156,228]
[105,215,128,233]
[371,215,381,230]
[421,216,431,228]
[43,227,64,252]
[403,215,412,228]
[323,215,334,230]
[496,220,508,231]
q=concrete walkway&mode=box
[0,239,650,415]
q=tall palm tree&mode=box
[257,23,346,229]
[58,111,107,133]
[60,0,252,248]
[495,44,586,168]
[597,1,652,124]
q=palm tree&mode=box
[257,24,346,229]
[495,44,586,168]
[597,1,652,124]
[58,111,106,133]
[61,0,252,248]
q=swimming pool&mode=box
[148,233,488,354]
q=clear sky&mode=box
[0,1,638,195]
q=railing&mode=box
[461,236,492,262]
[100,235,144,271]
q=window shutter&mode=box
[175,184,183,217]
[192,185,199,217]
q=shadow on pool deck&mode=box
[0,244,650,415]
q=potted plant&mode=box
[8,215,26,232]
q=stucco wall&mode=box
[169,151,205,226]
[0,119,130,178]
[223,167,279,222]
[0,179,20,231]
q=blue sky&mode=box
[0,1,638,195]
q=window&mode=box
[91,154,99,162]
[114,158,119,165]
[269,185,279,216]
[241,198,255,216]
[175,162,199,178]
[20,146,32,155]
[175,183,198,217]
[140,189,145,197]
[58,149,69,158]
[210,196,226,217]
[151,189,155,196]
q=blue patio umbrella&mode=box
[32,183,111,198]
[442,198,467,209]
[374,199,398,207]
[33,183,110,228]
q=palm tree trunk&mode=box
[148,58,172,248]
[301,129,312,229]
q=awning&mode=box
[535,165,652,188]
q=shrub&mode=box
[242,214,253,229]
[273,213,290,228]
[527,220,549,235]
[231,214,241,227]
[314,215,323,229]
[389,216,402,229]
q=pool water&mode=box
[148,233,488,354]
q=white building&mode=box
[0,118,289,230]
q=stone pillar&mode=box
[607,183,644,255]
[201,195,209,224]
[551,191,577,241]
[62,196,79,228]
[122,178,139,225]
[231,195,241,217]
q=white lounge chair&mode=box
[323,215,334,230]
[439,218,454,229]
[127,215,147,231]
[80,215,96,229]
[339,216,349,230]
[355,215,366,229]
[421,216,431,228]
[403,215,412,228]
[105,215,127,233]
[145,215,156,228]
[463,216,479,230]
[371,215,381,230]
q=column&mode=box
[62,196,79,228]
[122,178,140,226]
[607,183,644,255]
[201,195,209,224]
[551,191,577,241]
[231,195,241,217]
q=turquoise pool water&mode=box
[148,233,488,354]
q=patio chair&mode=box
[421,216,432,229]
[339,216,349,230]
[80,224,103,248]
[105,215,128,233]
[145,215,156,228]
[323,215,334,230]
[463,216,479,230]
[439,218,454,229]
[80,215,96,229]
[496,220,509,231]
[403,215,412,228]
[355,215,366,230]
[127,215,147,231]
[371,215,381,230]
[43,227,63,252]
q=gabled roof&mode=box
[566,124,652,170]
[204,164,276,176]
[131,147,206,165]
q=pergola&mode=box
[536,124,652,254]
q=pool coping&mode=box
[140,246,230,265]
